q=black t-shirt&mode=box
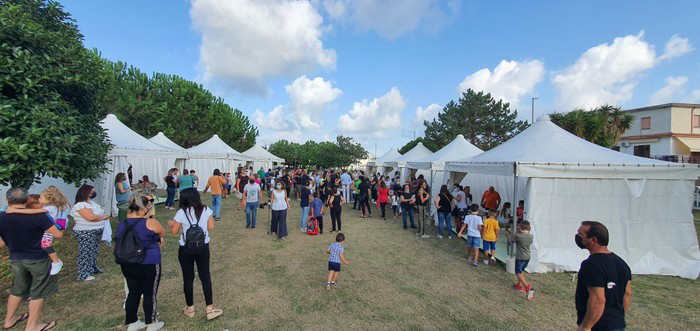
[301,174,310,185]
[0,212,54,260]
[575,252,631,331]
[358,182,369,197]
[300,187,311,207]
[165,176,176,188]
[437,192,453,213]
[400,192,415,209]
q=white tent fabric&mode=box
[384,142,433,181]
[445,116,700,279]
[242,145,285,171]
[367,149,402,176]
[185,135,248,189]
[149,132,184,150]
[405,135,483,223]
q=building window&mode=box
[641,117,651,130]
[693,115,700,128]
[612,146,620,152]
[634,145,650,158]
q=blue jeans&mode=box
[165,187,177,207]
[437,212,452,236]
[211,194,221,219]
[300,206,310,230]
[401,206,415,229]
[245,201,259,227]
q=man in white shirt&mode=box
[457,204,484,267]
[340,170,353,204]
[240,178,262,229]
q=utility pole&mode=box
[531,97,538,124]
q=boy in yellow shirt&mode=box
[482,209,500,265]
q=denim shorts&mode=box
[515,259,530,274]
[328,261,341,272]
[467,236,481,248]
[483,240,496,251]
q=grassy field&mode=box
[1,195,700,330]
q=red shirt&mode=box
[377,187,389,203]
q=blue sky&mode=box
[61,0,700,157]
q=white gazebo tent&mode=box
[98,114,187,214]
[367,149,402,176]
[149,132,187,171]
[242,145,285,171]
[405,134,483,223]
[384,142,433,182]
[446,116,700,279]
[185,134,249,190]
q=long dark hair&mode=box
[75,184,94,204]
[440,184,449,195]
[179,188,207,220]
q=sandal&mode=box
[3,313,28,330]
[206,307,223,320]
[182,306,195,318]
[38,321,57,331]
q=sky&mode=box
[60,0,700,157]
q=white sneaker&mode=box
[50,260,63,275]
[126,320,146,331]
[146,321,164,331]
[420,234,430,239]
[438,235,443,239]
[84,276,95,281]
[448,236,452,240]
[491,256,496,261]
[483,259,489,265]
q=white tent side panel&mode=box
[125,155,177,189]
[527,177,700,279]
[186,157,241,191]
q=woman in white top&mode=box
[270,181,290,239]
[167,188,223,321]
[71,184,109,281]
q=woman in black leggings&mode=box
[328,187,345,233]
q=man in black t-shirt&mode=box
[574,221,632,331]
[0,188,63,331]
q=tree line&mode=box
[0,0,257,188]
[268,135,368,169]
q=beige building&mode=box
[617,103,700,163]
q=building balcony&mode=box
[651,155,700,164]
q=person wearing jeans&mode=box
[299,180,312,231]
[400,184,416,229]
[204,169,227,221]
[434,185,454,239]
[168,188,223,321]
[240,178,262,228]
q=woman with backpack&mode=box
[167,188,223,321]
[116,193,166,331]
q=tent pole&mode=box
[511,162,518,256]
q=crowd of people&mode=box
[0,164,633,331]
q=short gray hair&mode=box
[7,187,28,205]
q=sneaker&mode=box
[245,225,250,229]
[145,321,164,331]
[448,236,452,240]
[326,282,331,291]
[50,260,63,275]
[525,285,534,301]
[330,281,336,286]
[483,259,489,265]
[467,257,472,263]
[251,226,256,229]
[512,284,524,293]
[472,262,478,267]
[438,235,443,239]
[126,320,146,331]
[491,256,496,261]
[420,234,430,239]
[83,276,96,281]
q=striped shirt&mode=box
[328,242,344,263]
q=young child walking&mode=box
[510,220,534,300]
[326,232,349,290]
[390,192,399,218]
[482,209,500,265]
[457,204,483,267]
[311,192,325,234]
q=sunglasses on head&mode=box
[148,199,155,203]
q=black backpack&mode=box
[183,208,206,255]
[114,219,146,265]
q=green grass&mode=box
[1,196,699,330]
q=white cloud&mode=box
[552,32,657,110]
[457,59,544,108]
[322,0,459,39]
[650,76,688,105]
[191,0,336,95]
[253,105,293,130]
[285,75,343,130]
[414,103,442,126]
[338,87,405,134]
[658,34,693,61]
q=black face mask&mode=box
[90,192,97,199]
[575,235,586,249]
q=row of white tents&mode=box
[368,116,700,279]
[13,114,284,217]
